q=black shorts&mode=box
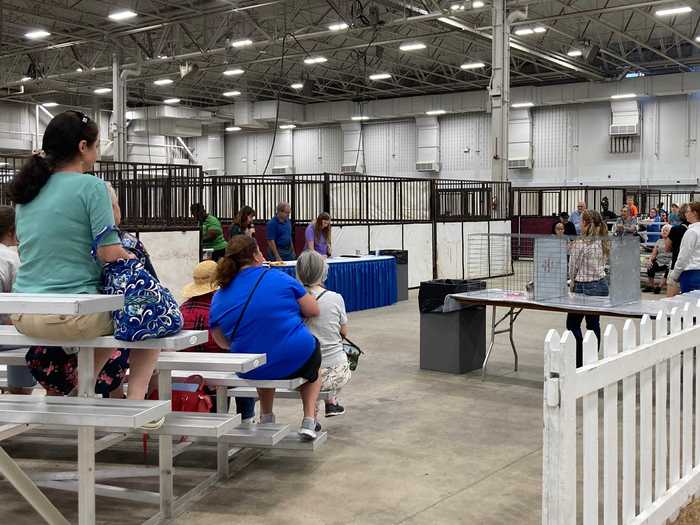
[285,339,322,383]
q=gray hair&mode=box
[662,224,672,234]
[296,250,328,287]
[104,181,118,206]
[277,202,290,213]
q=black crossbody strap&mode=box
[315,290,328,301]
[231,269,268,340]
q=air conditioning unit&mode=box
[416,161,440,172]
[271,166,294,175]
[609,124,640,136]
[341,163,362,174]
[508,158,533,169]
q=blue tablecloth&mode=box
[272,256,398,312]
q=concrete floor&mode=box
[0,291,643,525]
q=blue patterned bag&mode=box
[94,227,183,341]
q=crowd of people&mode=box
[0,110,352,440]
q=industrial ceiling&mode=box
[1,0,700,109]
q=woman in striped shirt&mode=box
[566,210,609,367]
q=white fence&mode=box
[543,301,700,525]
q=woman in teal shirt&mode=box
[8,111,159,403]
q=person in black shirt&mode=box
[667,203,689,297]
[553,212,577,236]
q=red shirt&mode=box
[179,293,224,352]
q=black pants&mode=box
[647,260,669,280]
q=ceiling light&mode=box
[426,109,446,115]
[280,124,296,129]
[450,3,465,11]
[610,93,636,100]
[461,62,485,69]
[20,77,31,82]
[352,116,370,121]
[231,39,253,48]
[75,68,83,72]
[696,35,700,41]
[567,49,583,57]
[369,73,392,81]
[153,78,173,86]
[223,90,241,97]
[533,26,547,33]
[157,55,168,60]
[399,42,427,51]
[514,28,534,36]
[108,10,137,21]
[163,98,181,104]
[290,82,304,90]
[25,30,50,39]
[42,102,59,108]
[223,68,244,76]
[226,126,242,132]
[511,102,534,108]
[329,22,349,31]
[93,88,112,94]
[472,0,485,7]
[304,56,327,65]
[655,6,692,16]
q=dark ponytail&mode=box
[9,111,99,205]
[0,206,15,240]
[216,235,259,289]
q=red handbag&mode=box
[149,374,213,413]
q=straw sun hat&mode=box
[182,260,219,299]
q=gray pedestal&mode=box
[419,307,486,374]
[397,263,408,302]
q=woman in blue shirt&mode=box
[210,235,323,440]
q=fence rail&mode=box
[0,155,511,230]
[543,300,700,525]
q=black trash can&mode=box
[419,279,487,374]
[377,249,408,302]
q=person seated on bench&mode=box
[210,235,323,440]
[0,206,37,394]
[180,260,256,422]
[644,224,672,294]
[7,111,159,403]
[296,250,351,418]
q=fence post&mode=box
[323,172,331,213]
[542,329,576,525]
[430,179,438,279]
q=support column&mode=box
[112,53,127,161]
[490,0,510,182]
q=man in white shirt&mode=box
[570,201,586,235]
[668,202,700,293]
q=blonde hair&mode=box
[104,181,118,206]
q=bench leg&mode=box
[77,349,96,525]
[157,372,174,519]
[216,386,229,479]
[0,446,70,525]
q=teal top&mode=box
[14,171,121,294]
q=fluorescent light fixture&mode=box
[696,35,700,41]
[369,73,392,80]
[655,6,692,16]
[42,102,59,107]
[290,82,304,90]
[304,56,327,65]
[223,68,244,76]
[610,93,636,99]
[25,30,50,39]
[472,0,485,7]
[514,28,534,36]
[20,77,31,82]
[399,42,426,51]
[351,116,369,121]
[225,126,242,132]
[231,39,253,48]
[426,109,446,115]
[157,55,168,59]
[223,90,241,97]
[279,124,296,129]
[328,22,349,31]
[93,87,112,94]
[153,78,173,86]
[108,10,137,21]
[533,26,547,33]
[451,3,465,10]
[75,67,83,72]
[511,102,534,108]
[461,62,485,69]
[163,98,181,104]
[567,49,583,57]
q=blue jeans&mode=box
[680,270,700,294]
[235,397,256,420]
[566,279,609,368]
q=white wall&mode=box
[0,102,45,152]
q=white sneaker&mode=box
[298,417,317,441]
[140,416,165,431]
